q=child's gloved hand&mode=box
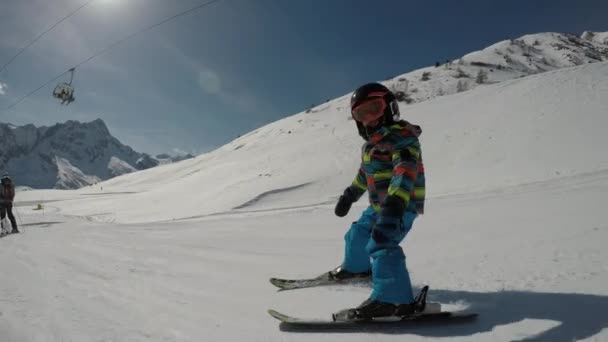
[335,195,353,217]
[334,187,357,217]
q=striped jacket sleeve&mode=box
[385,139,421,210]
[348,167,367,201]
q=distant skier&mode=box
[331,82,425,319]
[0,174,19,235]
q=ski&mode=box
[267,308,478,329]
[269,272,370,291]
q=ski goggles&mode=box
[351,98,386,126]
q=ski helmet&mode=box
[350,82,400,139]
[1,174,10,185]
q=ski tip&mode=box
[269,278,285,289]
[268,309,290,322]
[269,277,286,284]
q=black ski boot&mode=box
[354,298,399,319]
[328,265,371,281]
[350,286,430,320]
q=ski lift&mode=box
[52,67,76,105]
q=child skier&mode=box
[330,82,425,319]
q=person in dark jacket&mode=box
[0,174,19,235]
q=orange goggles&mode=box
[351,98,386,125]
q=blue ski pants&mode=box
[342,206,417,304]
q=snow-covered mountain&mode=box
[582,30,608,45]
[0,119,160,189]
[381,31,608,104]
[155,152,195,165]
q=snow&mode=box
[381,31,607,103]
[3,52,608,341]
[54,156,101,190]
[583,31,608,45]
[108,156,137,177]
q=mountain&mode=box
[155,152,195,165]
[0,119,160,189]
[582,30,608,45]
[378,31,608,104]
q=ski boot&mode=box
[328,265,371,281]
[354,298,405,319]
[334,286,437,321]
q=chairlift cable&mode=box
[1,0,224,111]
[74,0,223,69]
[0,0,96,75]
[4,71,71,111]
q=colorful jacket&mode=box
[348,120,425,215]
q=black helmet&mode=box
[1,174,10,185]
[350,82,400,139]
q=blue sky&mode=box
[0,0,606,155]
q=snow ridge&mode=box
[382,31,608,104]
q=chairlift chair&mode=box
[52,67,76,105]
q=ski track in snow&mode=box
[232,182,313,210]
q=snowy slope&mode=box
[2,40,608,342]
[5,175,607,341]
